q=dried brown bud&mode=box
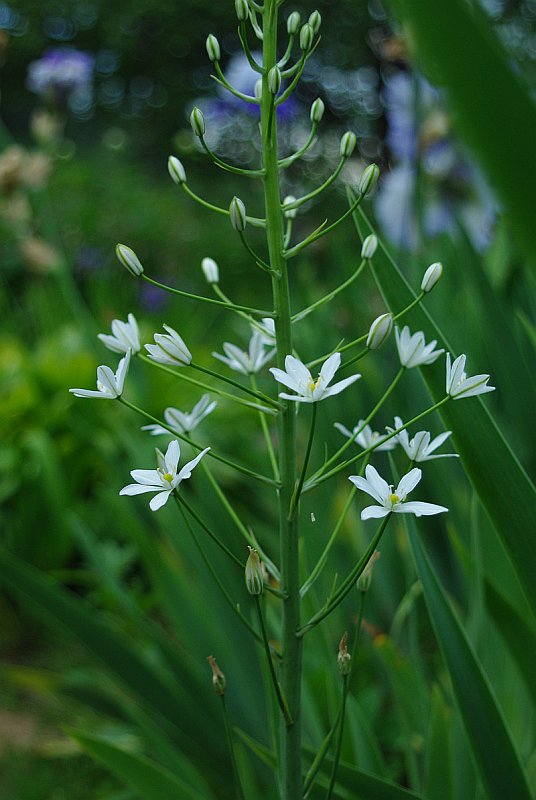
[207,655,226,695]
[337,632,351,676]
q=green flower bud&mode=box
[205,34,220,63]
[287,11,301,35]
[207,655,226,695]
[201,257,219,284]
[359,163,380,196]
[268,66,282,96]
[421,261,443,293]
[357,551,380,592]
[229,196,247,232]
[337,632,351,676]
[340,131,357,159]
[235,0,249,22]
[245,547,264,595]
[254,79,263,102]
[308,10,322,34]
[167,156,187,185]
[361,234,378,259]
[283,195,298,219]
[190,107,206,138]
[310,98,325,124]
[116,243,144,277]
[366,313,393,350]
[300,23,314,51]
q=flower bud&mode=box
[308,10,322,34]
[268,66,281,96]
[366,313,393,350]
[287,11,301,35]
[190,107,206,138]
[421,261,443,293]
[201,257,219,284]
[254,79,263,102]
[340,131,357,159]
[337,632,351,676]
[310,98,325,124]
[361,234,378,259]
[205,34,220,63]
[207,655,226,695]
[245,547,264,595]
[235,0,249,22]
[168,156,187,185]
[300,23,314,51]
[116,243,144,277]
[283,195,297,219]
[229,196,247,232]
[359,163,380,196]
[357,551,380,592]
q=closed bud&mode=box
[207,655,226,695]
[361,234,378,259]
[421,261,443,293]
[268,66,282,96]
[245,547,264,595]
[300,23,314,51]
[168,156,187,185]
[229,196,247,232]
[357,551,380,592]
[201,257,219,284]
[205,34,220,63]
[366,313,393,350]
[340,131,357,159]
[235,0,249,22]
[310,98,325,124]
[190,107,206,138]
[283,195,297,219]
[308,10,322,34]
[359,163,380,196]
[338,632,351,676]
[287,11,301,35]
[254,79,263,102]
[116,243,144,277]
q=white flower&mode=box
[142,395,217,436]
[349,464,448,520]
[213,331,274,375]
[120,439,210,512]
[395,325,444,368]
[446,353,495,400]
[252,317,276,346]
[366,313,393,350]
[270,352,360,403]
[97,313,140,355]
[69,350,131,400]
[145,325,192,367]
[388,416,458,462]
[421,262,442,293]
[201,257,219,284]
[334,420,397,451]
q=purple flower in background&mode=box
[375,71,496,252]
[27,47,94,106]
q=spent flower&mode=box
[349,464,448,520]
[270,352,360,403]
[357,550,381,592]
[70,350,131,400]
[445,353,495,400]
[98,313,141,355]
[395,325,443,368]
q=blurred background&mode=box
[1,0,536,797]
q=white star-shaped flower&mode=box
[120,439,210,511]
[98,312,141,355]
[334,420,397,451]
[142,395,217,436]
[213,331,274,375]
[69,350,131,400]
[395,326,444,368]
[388,416,458,462]
[349,464,448,520]
[252,317,276,346]
[145,325,192,367]
[445,353,495,399]
[270,353,360,403]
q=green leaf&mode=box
[71,732,211,800]
[352,203,536,621]
[424,687,453,800]
[389,0,536,269]
[409,529,532,800]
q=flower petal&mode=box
[149,490,172,511]
[164,440,181,473]
[318,352,341,386]
[396,467,422,498]
[120,483,160,495]
[395,501,448,516]
[364,465,390,502]
[321,373,361,398]
[176,447,210,481]
[130,469,162,485]
[361,505,390,520]
[270,367,302,393]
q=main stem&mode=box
[261,3,301,797]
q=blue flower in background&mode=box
[375,71,496,252]
[27,47,94,109]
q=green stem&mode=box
[284,189,365,260]
[278,122,317,168]
[220,695,246,800]
[141,274,271,315]
[213,61,258,103]
[238,229,276,273]
[288,402,317,521]
[177,495,243,569]
[283,157,346,211]
[254,595,292,724]
[190,361,279,408]
[181,182,266,228]
[292,259,366,322]
[200,135,265,177]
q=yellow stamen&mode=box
[163,472,173,482]
[389,493,399,505]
